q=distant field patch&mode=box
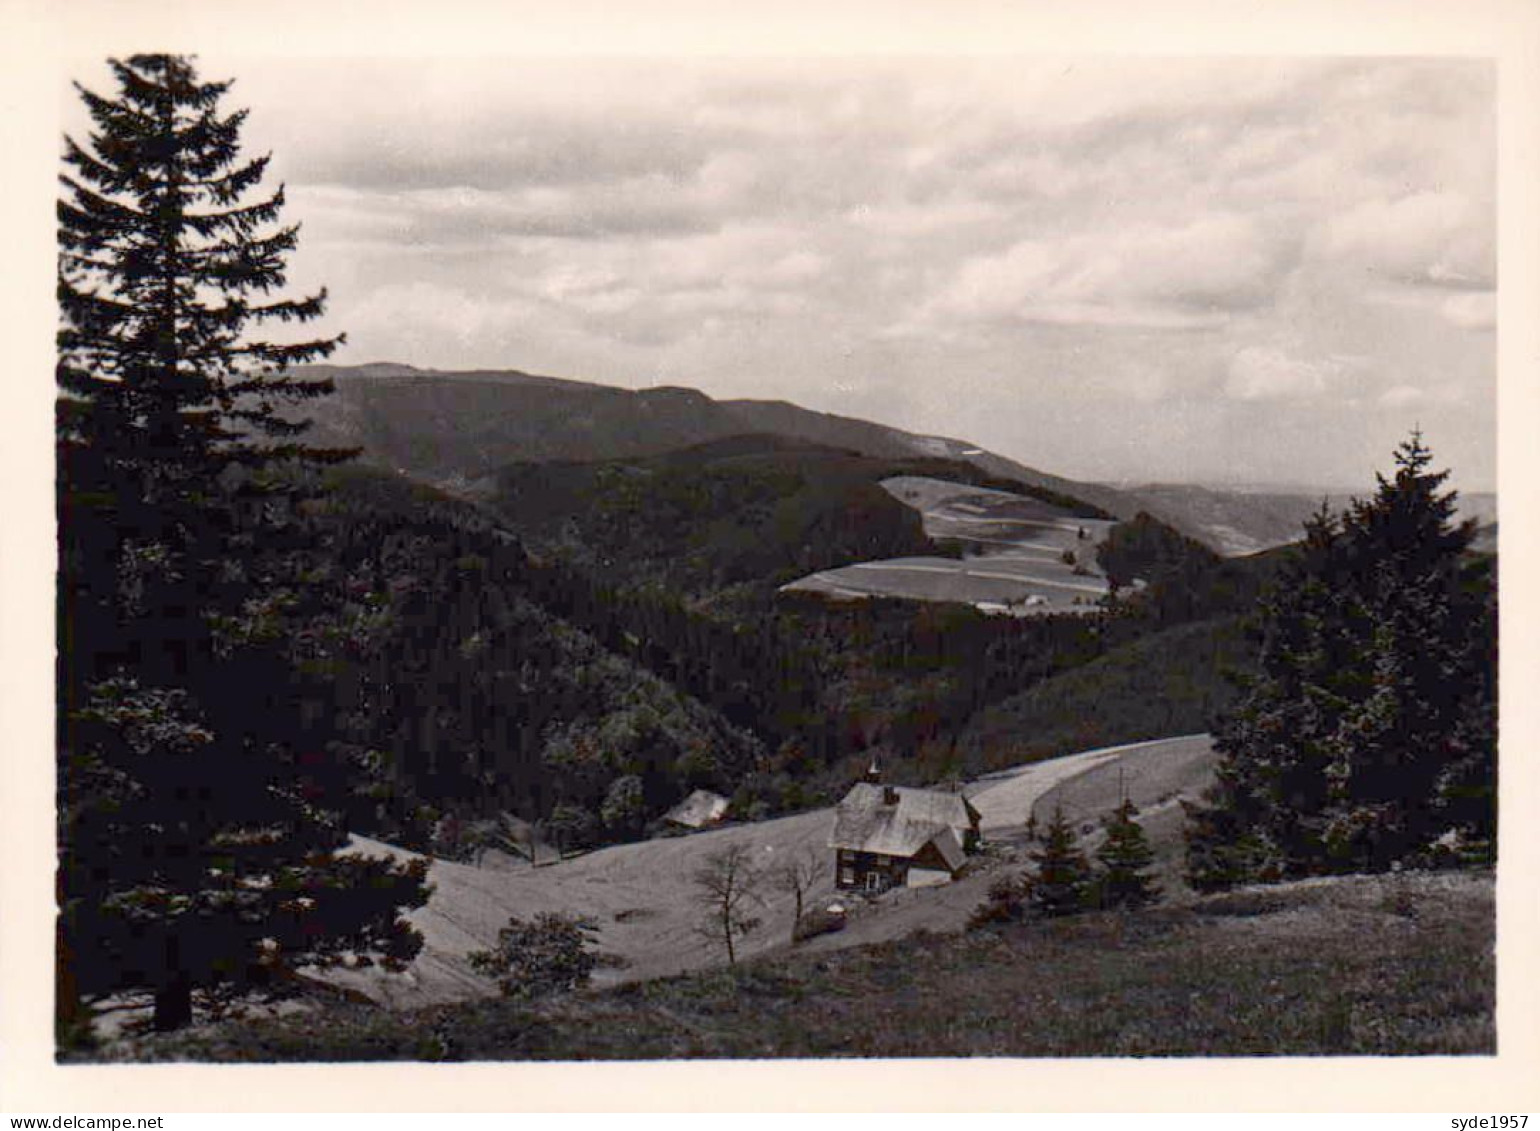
[781,476,1117,614]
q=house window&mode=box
[839,866,855,886]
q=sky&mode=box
[67,54,1497,491]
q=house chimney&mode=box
[882,785,899,806]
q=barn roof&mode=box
[829,783,979,858]
[665,789,731,829]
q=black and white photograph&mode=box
[4,0,1539,1117]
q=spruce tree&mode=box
[1094,799,1160,909]
[1319,432,1495,867]
[1028,806,1093,917]
[56,54,427,1034]
[1185,431,1495,887]
[58,55,349,486]
[1185,506,1350,887]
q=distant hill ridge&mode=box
[296,362,1153,532]
[1124,482,1498,557]
[295,363,1495,556]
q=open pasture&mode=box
[324,737,1214,1010]
[781,475,1118,613]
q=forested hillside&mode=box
[474,434,1277,809]
[956,616,1258,775]
[282,466,768,850]
[296,364,1153,532]
[493,433,1108,598]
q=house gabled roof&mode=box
[916,826,966,873]
[829,783,978,858]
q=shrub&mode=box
[969,873,1028,928]
[601,774,647,837]
[792,907,847,942]
[468,913,598,999]
[545,803,600,856]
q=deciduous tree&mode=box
[773,845,823,940]
[693,843,763,965]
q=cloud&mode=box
[1316,190,1493,289]
[294,176,723,248]
[848,197,1009,238]
[1379,384,1428,408]
[1441,291,1496,331]
[344,280,547,355]
[1225,346,1355,402]
[922,214,1289,330]
[758,250,830,286]
[187,53,1495,491]
[296,121,715,195]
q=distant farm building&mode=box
[829,774,981,892]
[664,789,731,830]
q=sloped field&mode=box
[143,868,1494,1061]
[781,475,1117,614]
[325,736,1215,1009]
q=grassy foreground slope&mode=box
[321,738,1217,1009]
[133,870,1493,1060]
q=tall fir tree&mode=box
[1318,432,1496,867]
[1184,505,1352,887]
[1185,431,1495,889]
[56,54,427,1035]
[58,55,349,484]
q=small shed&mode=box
[664,789,731,830]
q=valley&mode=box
[1122,481,1500,557]
[60,358,1499,1062]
